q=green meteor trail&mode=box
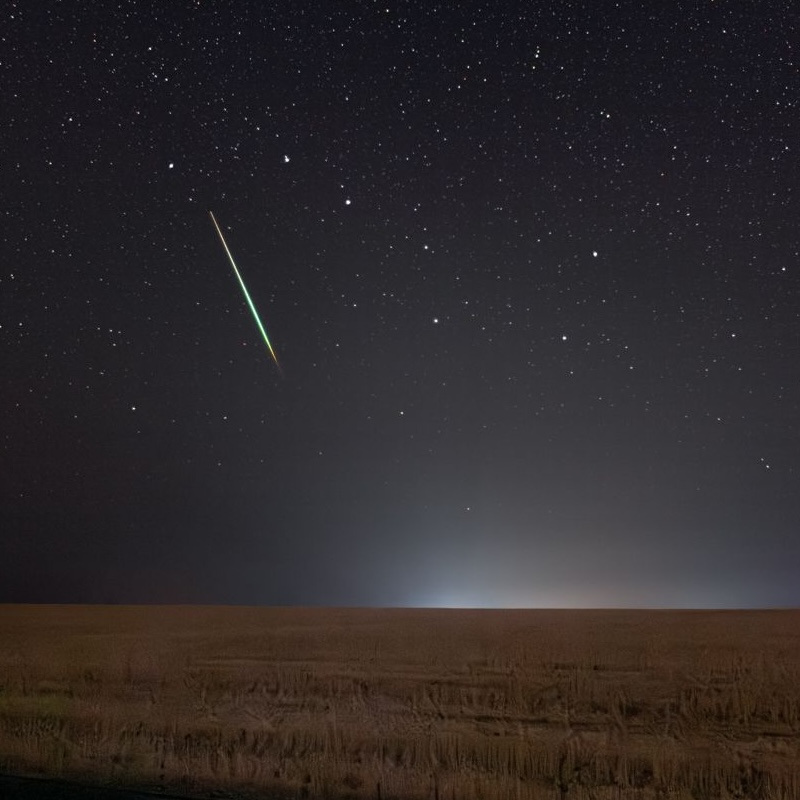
[209,211,282,375]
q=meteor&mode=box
[209,211,282,375]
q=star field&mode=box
[2,2,799,607]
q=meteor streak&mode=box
[209,211,282,375]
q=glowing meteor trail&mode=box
[209,211,282,375]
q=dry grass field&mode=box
[0,606,799,799]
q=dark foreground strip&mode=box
[0,774,196,800]
[0,774,300,800]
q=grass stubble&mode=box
[0,606,798,799]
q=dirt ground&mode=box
[1,606,799,799]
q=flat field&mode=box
[0,606,799,799]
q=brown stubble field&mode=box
[0,607,799,799]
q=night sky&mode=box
[3,2,799,608]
